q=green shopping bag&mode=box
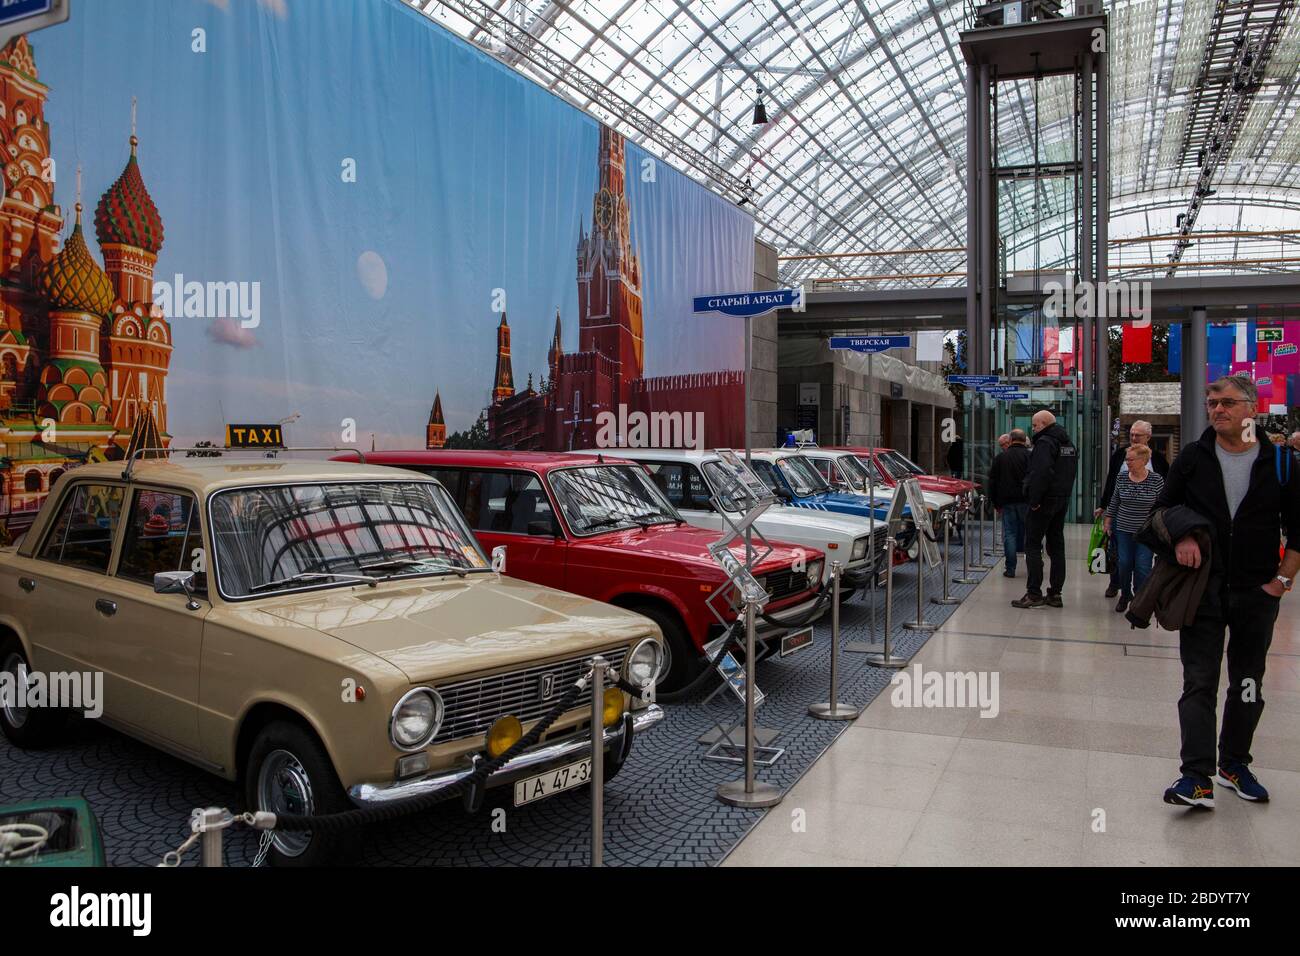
[1087,516,1108,574]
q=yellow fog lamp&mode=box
[486,715,523,759]
[602,688,623,728]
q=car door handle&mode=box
[18,577,36,593]
[95,599,117,617]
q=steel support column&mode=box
[1181,307,1208,447]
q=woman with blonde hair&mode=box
[1104,442,1165,612]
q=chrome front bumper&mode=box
[348,704,665,806]
[755,591,827,635]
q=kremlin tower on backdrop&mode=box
[427,125,743,451]
[0,36,173,536]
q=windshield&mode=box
[548,465,681,535]
[833,454,871,490]
[876,453,914,481]
[857,455,890,486]
[776,456,829,496]
[885,450,926,476]
[209,481,486,599]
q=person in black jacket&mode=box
[1158,375,1300,810]
[987,428,1031,577]
[1011,410,1078,608]
[1097,420,1170,597]
[947,437,965,479]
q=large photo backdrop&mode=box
[0,0,755,534]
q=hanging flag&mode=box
[1207,325,1234,375]
[1271,374,1288,415]
[1275,322,1300,375]
[1234,319,1257,362]
[1122,321,1153,364]
[1167,322,1182,375]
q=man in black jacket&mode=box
[1097,420,1170,597]
[1158,375,1300,810]
[988,428,1031,577]
[1012,410,1078,608]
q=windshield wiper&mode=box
[360,557,470,579]
[248,570,378,594]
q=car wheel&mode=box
[630,604,701,694]
[244,720,360,867]
[0,636,67,748]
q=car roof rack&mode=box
[120,446,367,480]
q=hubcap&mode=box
[1,652,29,730]
[256,749,315,858]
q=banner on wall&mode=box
[0,0,755,532]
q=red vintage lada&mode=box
[335,450,825,692]
[831,446,979,498]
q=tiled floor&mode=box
[723,524,1300,867]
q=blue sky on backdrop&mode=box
[34,0,754,446]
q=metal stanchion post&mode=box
[932,512,961,605]
[971,495,994,570]
[198,808,224,868]
[865,536,909,669]
[717,601,784,807]
[903,527,938,632]
[810,562,861,720]
[954,498,978,585]
[590,655,606,867]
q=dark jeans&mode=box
[1025,499,1068,596]
[1113,529,1153,599]
[1000,503,1028,572]
[1178,586,1279,779]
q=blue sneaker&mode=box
[1216,762,1269,802]
[1163,774,1215,809]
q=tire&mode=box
[629,603,702,694]
[243,720,361,867]
[0,635,67,748]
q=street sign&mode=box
[0,0,67,46]
[829,335,911,353]
[977,384,1020,393]
[947,374,999,386]
[994,392,1029,400]
[693,289,798,317]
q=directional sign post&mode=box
[829,335,912,353]
[692,288,799,318]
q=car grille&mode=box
[762,568,808,602]
[870,525,888,558]
[432,648,629,745]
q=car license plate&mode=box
[513,757,593,806]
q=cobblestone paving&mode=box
[0,531,997,866]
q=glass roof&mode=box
[412,0,1300,287]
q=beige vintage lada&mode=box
[0,457,664,865]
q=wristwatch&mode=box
[1276,574,1294,591]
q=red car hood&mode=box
[917,476,978,495]
[582,523,820,578]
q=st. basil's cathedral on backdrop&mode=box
[0,36,173,539]
[425,126,744,452]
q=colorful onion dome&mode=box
[94,135,164,254]
[37,204,115,315]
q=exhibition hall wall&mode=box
[0,0,755,532]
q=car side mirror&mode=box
[491,546,507,574]
[154,570,202,611]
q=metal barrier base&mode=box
[902,620,938,631]
[808,701,861,721]
[717,779,784,808]
[863,650,910,669]
[931,595,962,605]
[952,575,980,585]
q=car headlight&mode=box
[807,558,823,588]
[390,688,443,751]
[624,637,665,687]
[851,536,868,561]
